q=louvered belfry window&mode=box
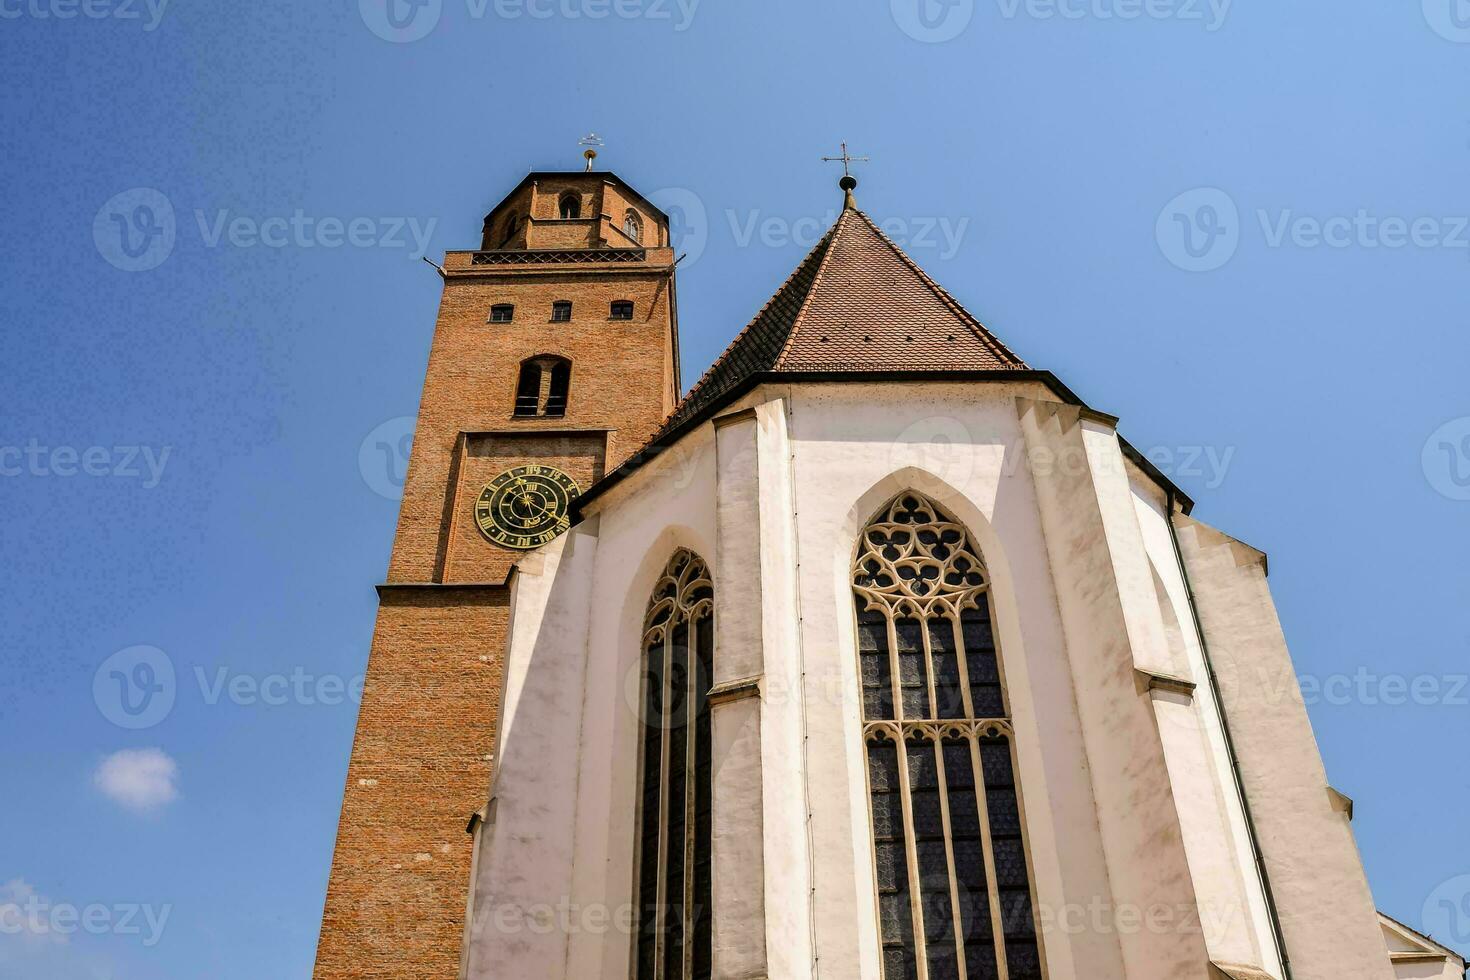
[634,550,714,980]
[854,494,1043,980]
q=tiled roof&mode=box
[657,206,1027,439]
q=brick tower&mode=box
[314,168,680,979]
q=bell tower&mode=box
[314,168,680,979]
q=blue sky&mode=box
[2,0,1467,976]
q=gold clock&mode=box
[474,464,581,550]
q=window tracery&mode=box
[634,550,714,980]
[854,494,1043,980]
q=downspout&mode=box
[1164,490,1294,980]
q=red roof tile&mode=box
[658,206,1026,439]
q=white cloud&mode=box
[93,749,179,812]
[0,878,66,948]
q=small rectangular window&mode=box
[551,301,572,323]
[610,300,634,321]
[489,304,514,323]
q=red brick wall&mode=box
[315,173,676,979]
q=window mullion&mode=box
[652,633,673,979]
[682,619,698,980]
[967,735,1009,980]
[920,618,939,720]
[885,612,903,723]
[951,612,976,720]
[895,733,931,980]
[932,735,970,980]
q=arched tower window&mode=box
[512,356,571,418]
[853,493,1042,980]
[559,193,581,220]
[634,550,714,980]
[623,209,643,243]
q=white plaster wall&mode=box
[464,424,720,980]
[781,381,1127,979]
[1129,481,1283,975]
[465,525,600,979]
[466,378,1370,979]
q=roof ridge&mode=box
[646,221,840,438]
[771,209,851,369]
[847,208,1027,368]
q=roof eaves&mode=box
[569,369,1192,516]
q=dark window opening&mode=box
[489,304,514,323]
[544,360,570,417]
[854,492,1043,978]
[513,356,571,418]
[610,300,634,321]
[635,550,714,980]
[551,300,572,323]
[559,194,581,220]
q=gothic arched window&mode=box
[559,193,581,220]
[623,209,642,243]
[634,549,714,980]
[853,493,1043,980]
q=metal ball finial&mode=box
[823,142,869,210]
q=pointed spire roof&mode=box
[576,197,1195,517]
[657,206,1027,438]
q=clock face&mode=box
[474,464,581,550]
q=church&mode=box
[312,158,1460,980]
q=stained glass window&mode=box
[853,494,1042,980]
[635,550,714,980]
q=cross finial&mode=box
[821,141,869,209]
[579,133,604,171]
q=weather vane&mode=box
[822,141,869,207]
[579,133,604,171]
